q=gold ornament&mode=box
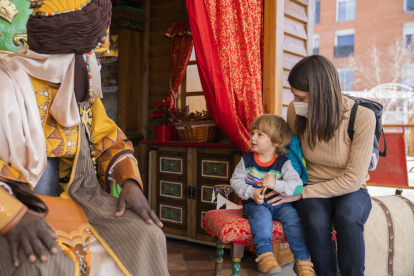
[0,0,19,24]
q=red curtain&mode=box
[165,20,194,108]
[186,0,263,153]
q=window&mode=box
[313,34,320,55]
[404,22,414,53]
[334,29,355,58]
[179,47,207,113]
[405,0,414,12]
[314,0,320,24]
[402,64,414,87]
[337,69,354,91]
[336,0,356,22]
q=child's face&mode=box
[249,129,278,155]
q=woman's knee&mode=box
[335,194,372,228]
[294,199,331,231]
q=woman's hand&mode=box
[265,192,303,206]
[253,188,265,205]
[115,180,163,228]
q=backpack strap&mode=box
[379,129,387,157]
[347,101,359,141]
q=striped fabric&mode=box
[67,121,169,276]
[0,235,76,276]
[0,121,168,276]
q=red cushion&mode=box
[202,209,287,246]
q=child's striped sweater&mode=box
[231,152,303,206]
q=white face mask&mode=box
[293,102,309,118]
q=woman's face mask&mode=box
[293,102,308,118]
[291,88,309,118]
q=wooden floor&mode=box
[167,238,296,276]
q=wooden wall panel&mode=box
[263,0,314,115]
[282,70,291,88]
[283,34,307,57]
[284,0,308,23]
[284,17,307,40]
[283,88,294,105]
[283,52,303,70]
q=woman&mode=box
[266,55,375,276]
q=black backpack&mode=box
[346,96,387,171]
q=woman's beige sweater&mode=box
[287,96,376,199]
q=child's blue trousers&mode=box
[243,202,309,259]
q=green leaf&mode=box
[206,163,215,169]
[215,169,225,176]
[205,168,215,174]
[162,207,171,218]
[172,209,180,215]
[171,209,180,221]
[216,164,226,170]
[163,160,171,170]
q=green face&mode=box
[0,0,31,53]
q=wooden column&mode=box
[262,0,315,117]
[263,0,285,116]
[139,0,151,197]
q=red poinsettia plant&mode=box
[150,100,173,125]
[170,106,211,124]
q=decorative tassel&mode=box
[85,229,92,269]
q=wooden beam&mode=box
[263,0,285,115]
[139,0,151,197]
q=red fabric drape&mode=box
[165,20,194,108]
[186,0,263,153]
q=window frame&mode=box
[404,0,414,13]
[313,34,320,55]
[179,60,205,108]
[403,22,414,54]
[337,68,354,91]
[334,29,355,58]
[178,47,207,112]
[314,0,321,24]
[336,0,356,22]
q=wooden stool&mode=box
[203,209,294,276]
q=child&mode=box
[230,115,315,276]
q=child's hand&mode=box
[262,173,276,190]
[253,188,265,205]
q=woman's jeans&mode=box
[243,202,309,260]
[293,188,372,276]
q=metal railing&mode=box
[334,45,354,58]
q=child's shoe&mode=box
[293,259,315,276]
[255,252,281,275]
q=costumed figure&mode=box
[0,0,169,275]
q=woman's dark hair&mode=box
[287,55,345,150]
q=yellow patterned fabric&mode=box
[33,0,89,14]
[0,160,26,183]
[32,76,79,158]
[0,77,134,194]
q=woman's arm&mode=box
[303,107,376,198]
[230,159,255,200]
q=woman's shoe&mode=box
[293,259,315,276]
[256,252,282,275]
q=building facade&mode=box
[314,0,414,91]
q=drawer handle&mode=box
[191,187,197,200]
[187,186,192,198]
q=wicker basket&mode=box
[175,120,217,142]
